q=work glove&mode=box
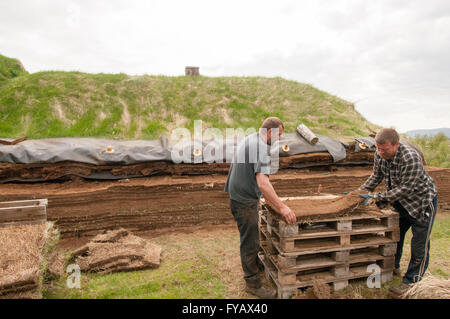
[359,194,374,206]
[375,200,389,209]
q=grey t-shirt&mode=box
[224,133,272,203]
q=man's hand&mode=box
[280,205,296,224]
[359,193,375,205]
[256,173,296,224]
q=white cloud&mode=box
[0,0,449,131]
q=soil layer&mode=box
[0,167,448,238]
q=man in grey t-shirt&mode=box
[224,117,296,299]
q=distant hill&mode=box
[405,128,450,138]
[0,53,381,140]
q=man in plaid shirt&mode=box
[360,128,438,297]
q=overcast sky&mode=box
[1,0,449,132]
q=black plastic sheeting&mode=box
[0,137,170,165]
[0,133,352,165]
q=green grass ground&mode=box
[43,211,450,299]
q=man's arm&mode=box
[256,173,296,224]
[360,153,384,191]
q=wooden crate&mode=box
[0,199,48,227]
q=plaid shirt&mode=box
[361,143,437,221]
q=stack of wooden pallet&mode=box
[258,197,400,299]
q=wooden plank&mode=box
[348,251,386,263]
[273,235,398,256]
[0,206,46,222]
[264,245,393,276]
[275,254,337,273]
[0,199,47,226]
[260,223,399,257]
[263,207,393,225]
[0,199,47,208]
[271,227,397,253]
[277,254,298,268]
[0,215,46,226]
[272,224,396,240]
[0,206,46,218]
[0,218,46,228]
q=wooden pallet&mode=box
[258,252,394,299]
[257,202,399,298]
[0,199,48,228]
[260,237,396,273]
[260,241,395,284]
[261,207,399,237]
[260,223,398,256]
[259,210,400,254]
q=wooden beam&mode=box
[0,199,47,226]
[0,199,47,208]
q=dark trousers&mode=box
[229,199,263,288]
[393,196,438,284]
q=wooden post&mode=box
[296,124,319,145]
[332,264,349,277]
[332,250,350,262]
[278,255,297,268]
[379,243,397,256]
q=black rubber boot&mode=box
[245,285,276,299]
[389,283,411,298]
